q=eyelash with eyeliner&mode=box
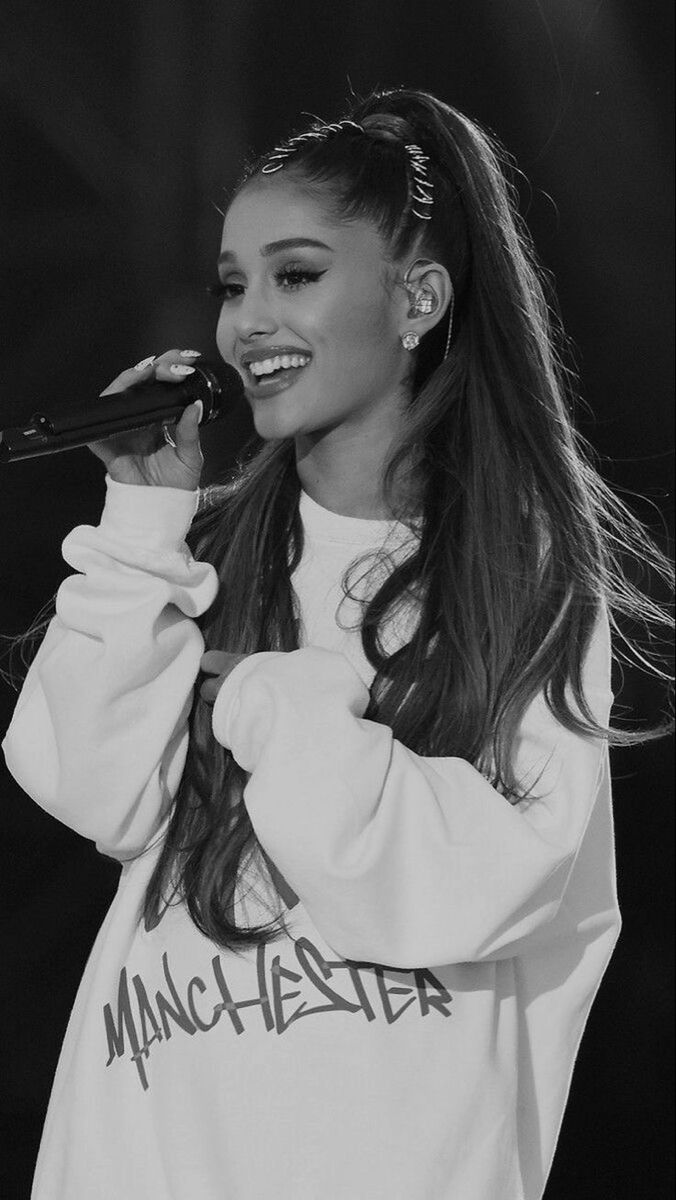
[207,264,325,301]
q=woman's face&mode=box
[215,178,411,444]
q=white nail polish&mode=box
[133,355,156,371]
[170,364,196,376]
[180,349,201,358]
[194,400,203,423]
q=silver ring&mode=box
[162,424,177,449]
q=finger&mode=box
[200,651,241,674]
[99,355,157,397]
[154,348,202,365]
[157,401,203,471]
[199,678,219,704]
[154,348,202,383]
[173,400,204,452]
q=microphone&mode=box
[0,360,244,463]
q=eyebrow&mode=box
[217,237,335,267]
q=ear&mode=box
[397,257,454,342]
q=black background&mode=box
[1,2,673,1197]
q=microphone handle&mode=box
[0,363,241,463]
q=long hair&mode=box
[3,87,673,956]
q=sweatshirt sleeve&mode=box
[1,475,219,860]
[210,604,616,968]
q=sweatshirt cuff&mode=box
[210,648,372,774]
[99,474,201,553]
[211,652,287,771]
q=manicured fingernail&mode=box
[170,364,196,376]
[180,349,201,358]
[133,355,156,371]
[193,400,203,423]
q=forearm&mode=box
[211,613,613,967]
[2,476,219,858]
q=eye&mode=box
[274,264,325,291]
[207,263,325,302]
[207,280,239,301]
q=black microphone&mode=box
[0,360,244,463]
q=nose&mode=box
[229,281,279,341]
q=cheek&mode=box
[321,291,393,366]
[215,309,233,356]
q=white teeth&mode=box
[248,353,310,377]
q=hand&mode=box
[199,651,249,704]
[87,348,205,491]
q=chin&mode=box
[250,408,301,441]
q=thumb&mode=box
[173,400,204,456]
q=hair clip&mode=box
[405,144,434,220]
[261,119,364,174]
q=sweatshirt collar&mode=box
[299,487,421,548]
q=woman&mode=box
[2,87,673,1200]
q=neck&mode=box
[294,422,420,521]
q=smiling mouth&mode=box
[244,350,314,384]
[246,358,312,386]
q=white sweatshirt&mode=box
[2,475,621,1200]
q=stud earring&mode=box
[401,331,420,351]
